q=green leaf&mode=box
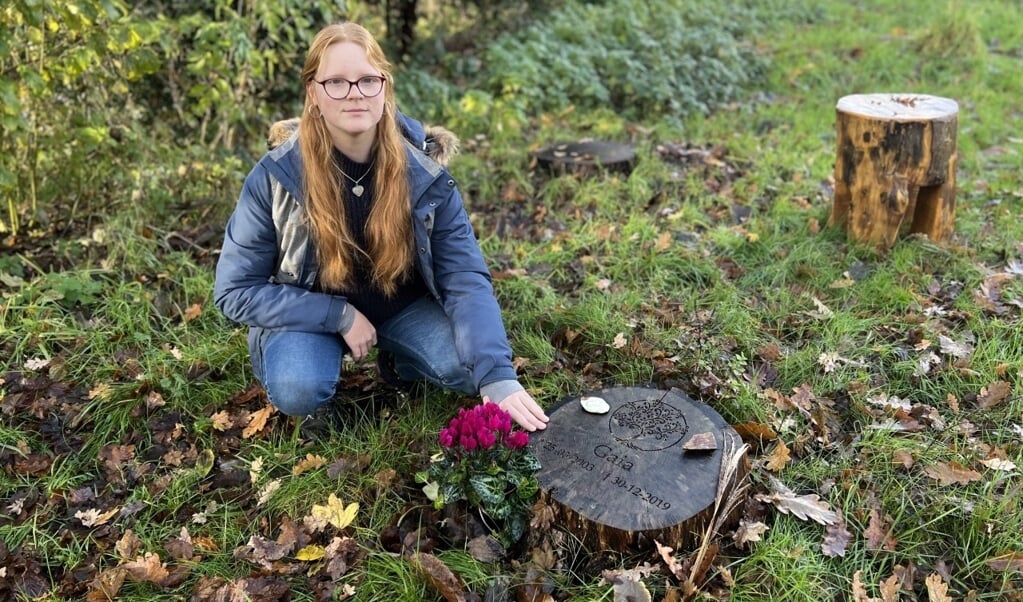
[469,474,506,507]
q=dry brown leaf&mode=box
[326,453,372,479]
[732,520,769,547]
[242,405,275,439]
[210,410,234,431]
[977,380,1012,409]
[980,457,1017,471]
[655,541,686,580]
[408,552,468,602]
[924,461,982,486]
[76,506,120,527]
[467,535,504,564]
[655,231,672,252]
[182,303,203,323]
[757,343,784,361]
[115,530,143,561]
[611,578,651,602]
[165,528,195,561]
[732,421,778,445]
[87,567,126,602]
[985,551,1023,572]
[821,515,852,558]
[235,534,293,569]
[763,440,791,472]
[292,453,327,476]
[755,477,838,525]
[878,573,902,601]
[892,450,914,469]
[764,388,798,413]
[851,570,875,602]
[122,552,170,585]
[323,536,360,581]
[863,509,897,551]
[602,565,658,602]
[925,573,952,601]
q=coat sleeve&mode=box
[213,165,348,333]
[426,181,519,389]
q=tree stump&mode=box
[827,93,959,249]
[533,139,636,176]
[527,387,747,555]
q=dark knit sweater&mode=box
[327,150,428,326]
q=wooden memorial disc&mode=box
[528,386,745,554]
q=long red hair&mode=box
[299,22,413,296]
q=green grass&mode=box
[3,0,1023,599]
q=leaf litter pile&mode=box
[3,143,1023,600]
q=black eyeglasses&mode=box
[314,75,386,100]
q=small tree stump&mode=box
[827,93,959,249]
[533,139,636,176]
[527,387,746,555]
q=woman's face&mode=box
[308,41,386,149]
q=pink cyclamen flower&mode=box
[439,428,456,448]
[476,428,497,450]
[459,433,478,451]
[506,430,529,449]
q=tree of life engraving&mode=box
[609,397,688,451]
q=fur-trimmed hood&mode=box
[266,114,459,166]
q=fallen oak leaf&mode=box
[924,461,982,486]
[76,506,120,527]
[234,535,293,570]
[292,453,327,476]
[821,512,852,558]
[977,380,1012,409]
[979,457,1017,472]
[985,551,1023,573]
[755,477,838,525]
[115,529,143,560]
[924,573,952,602]
[210,410,234,431]
[87,567,126,602]
[122,552,170,585]
[732,520,769,547]
[763,439,791,472]
[863,508,897,551]
[242,405,275,439]
[655,541,686,580]
[407,552,468,602]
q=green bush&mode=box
[479,0,770,121]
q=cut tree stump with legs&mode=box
[828,93,959,249]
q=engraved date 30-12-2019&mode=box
[605,473,672,510]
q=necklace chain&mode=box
[338,159,374,197]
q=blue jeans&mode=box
[249,297,475,416]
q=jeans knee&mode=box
[263,378,336,417]
[436,363,475,395]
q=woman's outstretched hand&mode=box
[488,391,549,432]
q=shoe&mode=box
[297,403,342,441]
[376,351,409,389]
